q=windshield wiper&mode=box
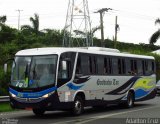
[30,64,40,88]
[32,65,37,79]
[25,63,29,78]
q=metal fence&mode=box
[0,96,9,103]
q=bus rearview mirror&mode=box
[62,61,67,71]
[4,58,16,74]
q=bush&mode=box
[0,67,10,96]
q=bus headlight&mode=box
[42,94,49,98]
[42,91,55,98]
[10,92,16,98]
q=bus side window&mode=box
[134,60,137,75]
[130,60,137,75]
[89,56,93,74]
[118,59,122,74]
[142,60,145,75]
[108,58,112,74]
[104,57,112,75]
[117,58,125,75]
[88,55,97,75]
[112,58,118,75]
[81,54,89,75]
[137,60,143,75]
[148,61,152,74]
[76,55,82,75]
[152,61,155,73]
[104,58,108,74]
[146,60,154,75]
[142,60,149,75]
[97,56,104,75]
[93,56,97,74]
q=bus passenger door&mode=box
[57,52,76,102]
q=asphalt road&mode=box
[0,96,160,124]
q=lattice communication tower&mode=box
[63,0,93,47]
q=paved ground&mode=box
[0,96,160,124]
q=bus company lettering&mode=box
[97,79,119,86]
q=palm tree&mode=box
[21,13,40,35]
[71,26,100,38]
[150,18,160,45]
[0,15,7,24]
[91,26,101,36]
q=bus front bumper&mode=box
[10,92,73,110]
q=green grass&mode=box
[0,103,14,112]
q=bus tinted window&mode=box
[130,60,137,75]
[147,60,155,75]
[89,56,93,74]
[104,57,112,74]
[118,58,126,75]
[75,53,154,76]
[78,53,89,75]
[97,56,104,75]
[76,55,82,74]
[141,60,155,75]
[93,56,97,74]
[112,58,118,74]
[137,60,143,75]
[152,61,155,72]
[88,55,97,75]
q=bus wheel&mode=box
[71,96,84,116]
[32,108,45,116]
[126,91,134,108]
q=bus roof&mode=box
[15,47,154,60]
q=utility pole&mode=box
[16,9,23,30]
[95,8,112,47]
[114,16,120,48]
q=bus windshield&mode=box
[11,55,58,88]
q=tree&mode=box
[150,18,160,45]
[21,13,40,35]
[42,29,63,46]
[0,15,7,24]
[0,15,7,32]
[0,16,17,44]
[91,26,101,37]
[66,26,100,47]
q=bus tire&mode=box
[126,91,134,108]
[32,108,45,116]
[71,96,84,116]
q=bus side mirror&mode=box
[61,61,68,79]
[4,58,15,74]
[62,61,67,71]
[4,63,8,73]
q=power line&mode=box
[111,9,157,21]
[5,9,158,23]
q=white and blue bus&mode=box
[4,47,156,116]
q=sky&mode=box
[0,0,160,45]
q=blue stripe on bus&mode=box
[9,87,57,98]
[67,83,84,90]
[134,88,150,99]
